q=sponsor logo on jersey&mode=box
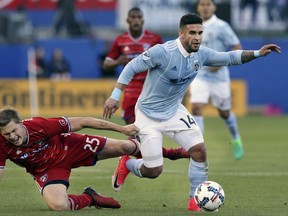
[171,66,177,71]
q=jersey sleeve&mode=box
[200,47,242,66]
[117,44,164,85]
[25,117,71,138]
[0,141,7,169]
[105,36,121,61]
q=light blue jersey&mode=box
[196,15,240,82]
[118,38,242,120]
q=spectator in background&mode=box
[53,0,78,36]
[48,48,71,80]
[239,0,259,23]
[35,47,48,79]
[267,0,288,23]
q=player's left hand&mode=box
[259,44,281,56]
[103,98,119,119]
[122,124,140,136]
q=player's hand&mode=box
[122,124,140,136]
[259,44,281,56]
[103,98,119,119]
[118,55,130,65]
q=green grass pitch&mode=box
[1,116,287,216]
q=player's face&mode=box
[179,24,203,53]
[197,0,216,21]
[0,121,27,146]
[127,10,144,32]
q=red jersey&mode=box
[106,30,162,94]
[0,117,71,175]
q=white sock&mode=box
[189,158,208,197]
[193,115,204,134]
[126,158,144,178]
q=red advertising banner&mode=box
[0,0,116,10]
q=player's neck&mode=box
[130,30,143,39]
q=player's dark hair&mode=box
[0,107,22,127]
[128,7,143,17]
[196,0,216,6]
[180,13,203,29]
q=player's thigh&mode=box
[164,105,204,151]
[190,78,210,104]
[134,107,164,168]
[210,82,231,110]
[42,184,69,210]
[98,138,135,159]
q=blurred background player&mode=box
[189,0,244,160]
[103,7,189,160]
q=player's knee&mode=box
[142,166,163,178]
[218,110,230,119]
[189,143,207,162]
[192,104,203,115]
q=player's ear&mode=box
[178,29,183,38]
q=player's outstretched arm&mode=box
[68,117,138,136]
[241,44,281,63]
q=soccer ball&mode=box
[194,181,225,212]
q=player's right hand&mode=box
[122,124,140,136]
[103,98,119,119]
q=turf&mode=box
[1,116,287,216]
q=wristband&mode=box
[253,50,260,57]
[111,88,122,101]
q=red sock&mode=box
[162,147,168,157]
[68,194,92,210]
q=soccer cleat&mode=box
[112,155,131,192]
[165,147,190,160]
[187,197,201,211]
[83,187,121,209]
[231,138,244,160]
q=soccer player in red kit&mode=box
[0,106,140,211]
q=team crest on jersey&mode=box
[142,51,150,61]
[59,119,67,126]
[124,46,130,52]
[194,60,200,72]
[40,174,48,182]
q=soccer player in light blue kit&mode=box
[189,0,244,160]
[103,13,280,211]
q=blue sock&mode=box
[193,115,204,134]
[126,158,144,178]
[189,158,208,197]
[224,112,240,140]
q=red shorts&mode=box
[122,92,140,123]
[33,133,107,192]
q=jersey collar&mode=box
[176,37,189,58]
[203,14,217,26]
